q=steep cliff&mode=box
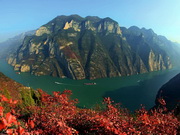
[7,15,172,80]
[121,26,172,72]
[155,73,180,110]
[0,30,35,58]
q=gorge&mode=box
[6,15,179,80]
[1,15,180,111]
[0,59,179,111]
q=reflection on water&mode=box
[0,59,179,111]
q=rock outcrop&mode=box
[155,73,180,110]
[7,15,172,80]
[35,26,51,36]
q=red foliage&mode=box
[26,90,78,134]
[0,74,23,101]
[63,46,79,59]
[136,106,179,134]
[0,95,26,134]
[0,89,179,135]
[158,98,166,106]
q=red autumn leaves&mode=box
[0,90,179,135]
[0,95,24,134]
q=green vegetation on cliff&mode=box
[7,15,175,80]
[0,72,40,109]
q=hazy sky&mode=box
[0,0,180,43]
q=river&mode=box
[0,59,179,111]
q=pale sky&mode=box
[0,0,180,43]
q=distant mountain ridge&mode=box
[0,30,35,58]
[5,15,178,79]
[121,26,180,67]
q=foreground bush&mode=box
[0,89,179,135]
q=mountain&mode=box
[155,73,180,110]
[0,30,35,58]
[121,26,180,67]
[7,15,172,80]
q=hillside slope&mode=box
[7,15,172,79]
[155,73,180,110]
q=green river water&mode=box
[0,59,179,111]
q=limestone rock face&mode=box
[7,57,14,65]
[100,20,121,34]
[7,15,173,80]
[14,64,21,71]
[66,59,85,80]
[148,51,167,71]
[121,26,172,72]
[84,17,122,35]
[7,56,17,66]
[20,64,30,72]
[63,20,80,31]
[35,26,51,36]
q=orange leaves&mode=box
[135,106,180,134]
[25,90,78,134]
[5,112,17,126]
[0,95,25,135]
[0,106,3,116]
[17,126,25,135]
[6,129,14,134]
[9,99,18,105]
[0,112,18,133]
[5,126,25,135]
[158,98,166,106]
[139,113,150,125]
[0,120,6,130]
[0,95,9,102]
[0,95,18,105]
[28,119,35,129]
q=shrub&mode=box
[0,89,179,135]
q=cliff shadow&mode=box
[103,73,177,112]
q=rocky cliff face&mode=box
[121,26,172,72]
[7,15,172,80]
[0,30,35,58]
[155,73,180,110]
